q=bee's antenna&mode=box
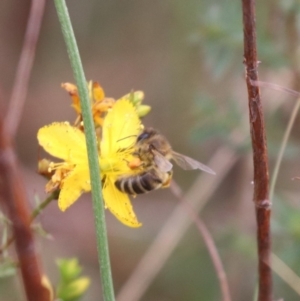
[117,135,137,142]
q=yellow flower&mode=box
[62,81,115,127]
[62,82,151,128]
[37,122,90,211]
[38,99,143,227]
[120,90,151,117]
[100,99,143,227]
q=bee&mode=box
[115,166,172,195]
[115,128,215,195]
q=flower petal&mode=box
[103,176,141,228]
[58,166,91,211]
[92,82,105,102]
[38,123,88,162]
[101,99,141,156]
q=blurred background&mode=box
[1,0,300,300]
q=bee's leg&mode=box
[162,171,173,188]
[128,157,143,169]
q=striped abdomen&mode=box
[115,168,170,195]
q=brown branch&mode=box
[0,120,51,301]
[0,0,50,300]
[242,1,272,301]
[170,181,232,301]
[4,0,46,138]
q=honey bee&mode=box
[115,128,215,195]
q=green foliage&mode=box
[31,223,53,240]
[190,0,243,78]
[0,260,17,278]
[190,93,242,143]
[278,0,300,13]
[56,258,90,301]
[188,0,293,77]
[273,195,300,242]
[0,212,17,279]
[266,109,300,160]
[271,194,300,299]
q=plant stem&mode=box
[0,120,50,301]
[31,191,59,221]
[53,1,115,300]
[0,1,49,299]
[170,181,232,301]
[270,99,300,200]
[4,0,46,138]
[0,191,58,254]
[242,1,272,300]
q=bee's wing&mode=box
[152,150,173,172]
[172,151,216,175]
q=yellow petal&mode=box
[101,99,141,156]
[103,176,141,228]
[58,166,91,211]
[92,82,105,102]
[38,123,88,162]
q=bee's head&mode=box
[137,128,157,143]
[137,128,172,157]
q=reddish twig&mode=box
[4,0,46,138]
[0,120,50,301]
[0,1,50,300]
[242,1,272,301]
[0,0,47,258]
[170,181,232,301]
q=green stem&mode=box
[0,192,58,254]
[31,191,59,221]
[270,98,300,200]
[53,1,115,300]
